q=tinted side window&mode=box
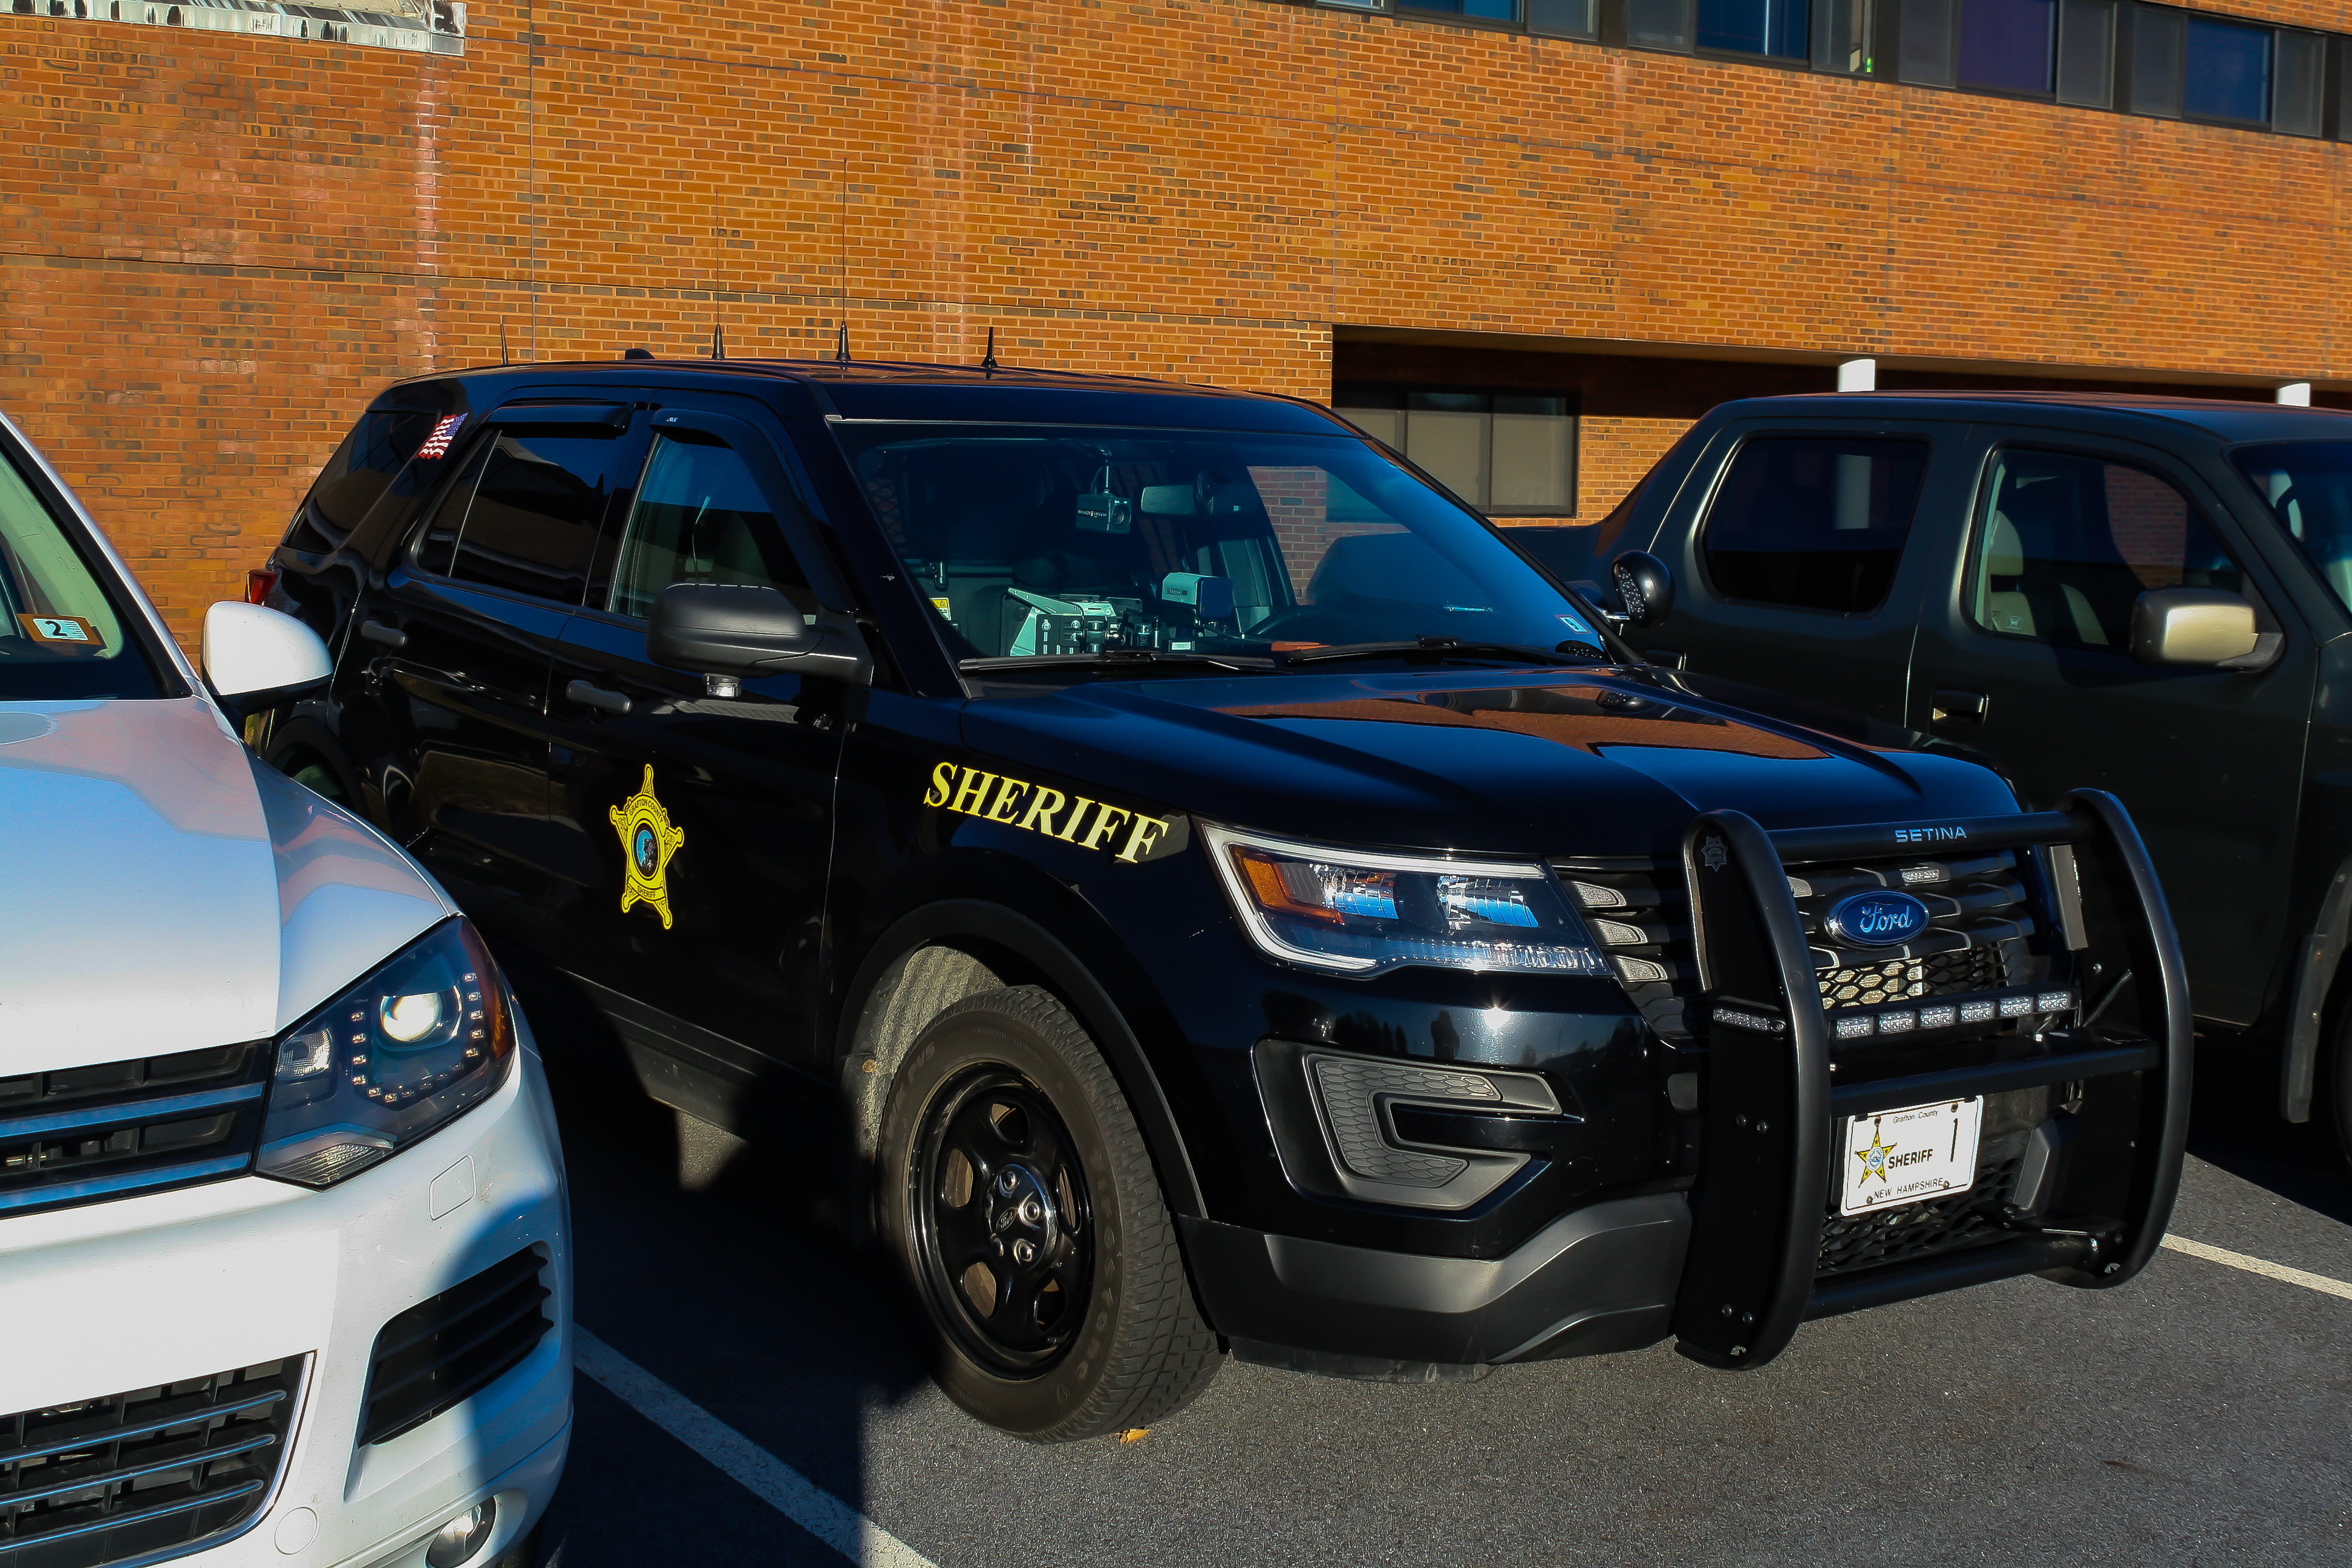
[287,408,442,552]
[606,435,812,619]
[414,431,618,603]
[1970,449,2242,649]
[1700,437,1930,613]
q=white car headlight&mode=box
[1201,823,1609,978]
[257,918,517,1188]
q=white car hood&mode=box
[0,697,455,1073]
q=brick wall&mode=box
[5,1,2348,642]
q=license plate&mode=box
[1838,1097,1984,1217]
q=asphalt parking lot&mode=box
[525,1029,2351,1568]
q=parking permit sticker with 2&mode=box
[1840,1097,1985,1217]
[18,613,101,647]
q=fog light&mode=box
[426,1500,496,1568]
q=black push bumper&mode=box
[1671,789,2191,1369]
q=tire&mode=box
[877,985,1219,1440]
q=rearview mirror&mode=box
[1610,550,1676,629]
[202,601,331,720]
[647,583,872,685]
[2129,588,2260,666]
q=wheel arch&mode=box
[2281,850,2352,1123]
[263,716,365,808]
[834,894,1206,1221]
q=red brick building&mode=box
[4,0,2346,638]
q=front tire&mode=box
[2330,1007,2352,1172]
[878,985,1219,1440]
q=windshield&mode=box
[2234,443,2352,618]
[0,443,166,701]
[835,424,1602,671]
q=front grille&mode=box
[1818,946,2007,1009]
[0,1358,302,1568]
[359,1247,553,1446]
[1558,846,2041,1037]
[0,1048,267,1218]
[1817,1153,2027,1276]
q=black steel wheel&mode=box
[912,1068,1094,1373]
[878,984,1220,1440]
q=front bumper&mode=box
[1181,791,2190,1377]
[0,1023,573,1567]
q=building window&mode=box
[1333,388,1579,517]
[1698,0,1809,57]
[2183,14,2270,122]
[1398,0,1521,17]
[2055,0,2114,105]
[1958,0,2056,92]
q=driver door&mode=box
[543,402,855,1101]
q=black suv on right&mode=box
[1527,393,2352,1152]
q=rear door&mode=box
[1907,428,2317,1027]
[1635,419,1964,729]
[361,399,641,947]
[543,400,854,1096]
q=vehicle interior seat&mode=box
[1980,508,2110,646]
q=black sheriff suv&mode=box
[253,358,2190,1441]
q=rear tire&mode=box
[877,985,1219,1440]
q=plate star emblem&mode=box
[1853,1123,1896,1186]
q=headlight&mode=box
[257,918,517,1188]
[1201,823,1609,978]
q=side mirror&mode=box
[2129,588,2261,667]
[1610,550,1676,629]
[201,601,331,720]
[647,582,872,686]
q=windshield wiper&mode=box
[959,648,1281,674]
[1277,636,1599,668]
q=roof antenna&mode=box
[835,322,851,364]
[711,321,726,360]
[981,325,999,373]
[499,320,510,366]
[622,347,654,361]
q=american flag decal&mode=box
[416,413,466,460]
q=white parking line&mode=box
[2163,1235,2352,1302]
[573,1326,939,1568]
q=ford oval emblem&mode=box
[1825,890,1932,947]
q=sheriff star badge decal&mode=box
[609,765,686,929]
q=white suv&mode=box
[0,406,571,1568]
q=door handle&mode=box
[359,619,407,651]
[1930,688,1988,735]
[566,679,632,716]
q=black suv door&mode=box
[1907,430,2318,1028]
[353,399,641,944]
[543,399,855,1102]
[1638,420,1957,728]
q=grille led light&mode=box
[1567,880,1626,910]
[1878,1010,1917,1033]
[1613,955,1670,985]
[1899,864,1947,884]
[1999,995,2036,1018]
[1919,1004,1959,1028]
[1835,1014,1877,1039]
[2037,990,2074,1012]
[1960,1000,1998,1023]
[1590,918,1648,946]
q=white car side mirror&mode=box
[202,601,332,719]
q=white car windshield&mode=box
[0,443,166,700]
[838,425,1602,672]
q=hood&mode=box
[959,668,2019,858]
[0,699,454,1073]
